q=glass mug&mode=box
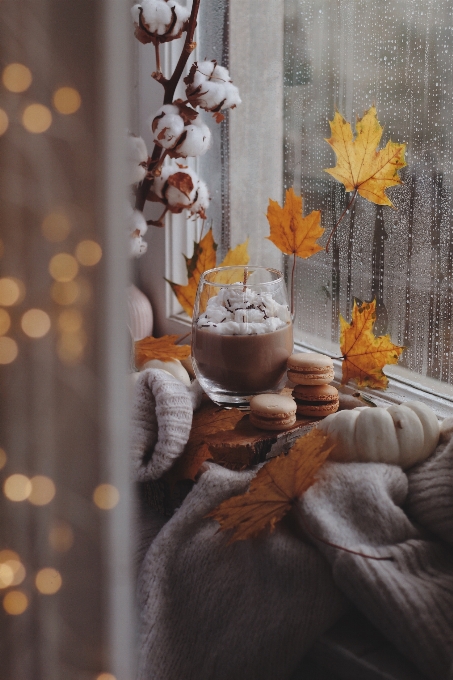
[192,266,293,406]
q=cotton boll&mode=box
[131,0,189,43]
[127,133,148,184]
[130,234,148,258]
[189,179,210,218]
[126,204,148,237]
[150,105,185,150]
[185,60,241,112]
[174,118,211,157]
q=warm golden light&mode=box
[52,86,81,115]
[0,564,14,588]
[0,337,18,364]
[48,521,74,552]
[35,567,62,595]
[42,212,71,242]
[57,329,87,365]
[93,484,120,510]
[75,277,92,304]
[3,590,28,615]
[0,309,11,335]
[58,308,83,333]
[28,475,56,506]
[3,474,32,501]
[0,448,7,470]
[21,309,51,338]
[0,109,9,136]
[22,103,52,133]
[49,253,79,282]
[97,674,116,680]
[0,277,24,306]
[50,280,79,305]
[75,240,102,266]
[6,560,26,586]
[0,550,20,563]
[2,63,32,92]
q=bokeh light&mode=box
[21,309,51,338]
[75,240,102,266]
[0,277,25,306]
[93,484,120,510]
[0,563,14,588]
[48,521,74,552]
[3,590,28,615]
[0,550,20,563]
[0,109,9,136]
[28,475,56,506]
[52,87,81,115]
[0,309,11,335]
[0,552,25,587]
[57,329,87,365]
[5,560,26,587]
[97,674,116,680]
[22,104,52,133]
[0,448,7,470]
[3,474,32,501]
[0,337,18,364]
[2,63,32,93]
[49,253,79,282]
[42,212,71,242]
[35,567,62,595]
[51,280,79,305]
[58,308,83,333]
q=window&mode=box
[140,0,453,414]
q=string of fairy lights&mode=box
[1,62,120,679]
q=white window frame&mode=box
[137,0,453,419]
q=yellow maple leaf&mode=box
[340,299,404,389]
[325,106,406,206]
[135,334,191,368]
[266,188,324,258]
[167,228,250,317]
[207,428,333,543]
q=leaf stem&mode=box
[290,252,296,317]
[325,188,358,254]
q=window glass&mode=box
[284,0,453,385]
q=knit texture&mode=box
[131,369,202,481]
[132,382,453,680]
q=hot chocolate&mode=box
[192,281,293,399]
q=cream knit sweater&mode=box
[132,370,453,680]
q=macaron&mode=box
[249,394,297,431]
[293,384,339,417]
[287,352,335,385]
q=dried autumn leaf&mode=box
[208,428,333,543]
[135,334,191,369]
[324,106,406,206]
[340,299,404,389]
[167,228,250,317]
[266,188,324,259]
[166,403,245,486]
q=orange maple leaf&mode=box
[167,228,250,317]
[207,428,333,543]
[340,299,404,389]
[135,334,191,369]
[325,106,406,207]
[266,188,324,259]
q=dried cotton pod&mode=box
[185,60,241,114]
[131,0,190,45]
[151,162,209,218]
[126,203,148,258]
[127,133,148,184]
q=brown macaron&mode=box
[287,352,335,385]
[249,393,297,431]
[293,384,339,417]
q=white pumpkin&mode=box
[316,401,439,469]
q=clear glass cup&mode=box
[192,266,293,406]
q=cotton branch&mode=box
[135,0,200,212]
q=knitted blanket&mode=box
[132,370,453,680]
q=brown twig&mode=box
[135,0,201,213]
[155,43,161,73]
[325,188,358,254]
